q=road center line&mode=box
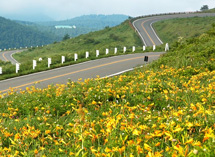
[141,19,156,45]
[2,51,9,61]
[0,55,160,93]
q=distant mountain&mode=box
[38,14,129,28]
[2,13,54,22]
[0,14,129,49]
[0,16,57,49]
[33,14,129,39]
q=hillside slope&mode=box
[153,16,215,43]
[0,16,57,49]
[0,26,214,156]
[34,14,129,39]
[13,20,142,63]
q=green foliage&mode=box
[150,25,215,71]
[0,16,57,49]
[153,16,215,43]
[202,8,215,13]
[0,15,215,157]
[200,5,209,11]
[32,14,129,39]
[13,20,142,63]
[0,32,215,155]
[62,34,70,41]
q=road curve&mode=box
[0,52,165,94]
[0,50,23,64]
[133,13,215,46]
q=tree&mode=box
[200,5,209,11]
[62,34,70,41]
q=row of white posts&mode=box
[0,45,44,52]
[0,44,169,75]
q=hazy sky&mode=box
[0,0,214,21]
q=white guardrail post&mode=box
[74,53,78,61]
[33,60,37,70]
[48,58,51,68]
[165,43,169,51]
[0,67,2,74]
[62,56,65,64]
[106,49,109,55]
[153,45,156,51]
[114,48,117,54]
[16,63,20,73]
[86,51,89,58]
[143,46,146,51]
[123,47,126,53]
[132,46,135,52]
[96,50,99,57]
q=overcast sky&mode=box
[0,0,214,21]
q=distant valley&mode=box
[0,14,128,50]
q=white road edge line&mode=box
[150,21,163,44]
[101,68,134,78]
[132,19,147,46]
[10,52,19,64]
[101,64,146,79]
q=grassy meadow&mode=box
[0,23,215,156]
[153,16,215,44]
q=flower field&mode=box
[0,63,214,156]
[0,25,215,156]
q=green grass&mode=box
[0,26,214,156]
[153,16,215,43]
[0,20,167,80]
[150,25,215,71]
[13,20,142,63]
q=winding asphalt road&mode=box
[1,12,215,94]
[0,52,165,93]
[133,13,215,46]
[0,50,23,64]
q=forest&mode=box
[0,16,57,49]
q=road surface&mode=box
[0,52,165,94]
[0,50,23,64]
[133,13,215,46]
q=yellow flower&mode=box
[185,138,194,144]
[69,152,75,156]
[202,98,207,102]
[92,100,97,105]
[173,145,184,155]
[105,147,112,153]
[155,142,161,147]
[59,148,64,152]
[127,140,135,146]
[129,113,135,119]
[144,143,152,152]
[163,90,168,94]
[45,130,51,134]
[14,133,21,140]
[136,145,143,154]
[133,129,141,136]
[139,125,148,130]
[34,149,38,154]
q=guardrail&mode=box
[0,45,44,52]
[129,11,202,23]
[0,44,169,76]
